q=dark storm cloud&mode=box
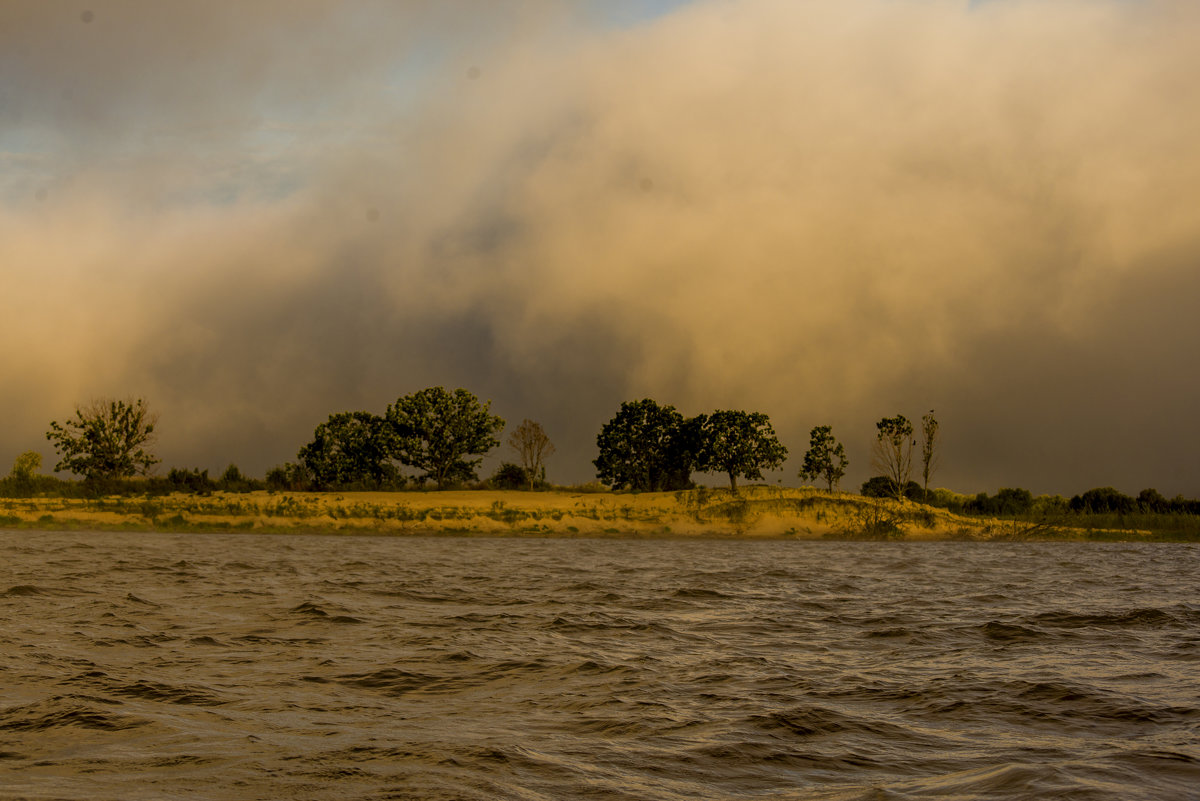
[3,0,1200,496]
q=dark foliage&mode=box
[386,387,504,489]
[266,462,312,492]
[298,411,400,490]
[46,398,159,480]
[1070,486,1136,514]
[594,399,699,491]
[861,476,922,500]
[695,410,788,492]
[489,462,539,491]
[799,425,848,492]
[167,468,216,495]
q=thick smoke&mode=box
[2,0,1199,495]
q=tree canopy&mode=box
[386,387,504,489]
[45,398,159,480]
[799,425,848,492]
[697,410,788,492]
[594,399,699,491]
[298,411,398,489]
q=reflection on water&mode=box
[1,531,1198,800]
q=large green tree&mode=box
[298,411,398,489]
[386,387,505,489]
[871,414,914,500]
[594,399,699,491]
[45,398,159,480]
[697,410,788,492]
[799,424,848,492]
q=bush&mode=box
[861,476,923,500]
[266,463,311,492]
[167,468,216,495]
[994,487,1033,515]
[490,462,532,491]
[1070,487,1136,514]
[1138,488,1169,513]
[218,464,261,493]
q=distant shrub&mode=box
[266,463,311,492]
[861,476,922,501]
[167,468,216,495]
[1032,494,1070,516]
[217,464,262,493]
[489,462,529,490]
[994,488,1034,515]
[489,462,550,491]
[1137,488,1169,514]
[1070,487,1135,514]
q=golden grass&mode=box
[0,486,1137,541]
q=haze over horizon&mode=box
[3,0,1199,497]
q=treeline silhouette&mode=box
[859,476,1200,538]
[6,390,1199,533]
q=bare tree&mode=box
[920,410,940,502]
[871,415,913,500]
[508,419,555,490]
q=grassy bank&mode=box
[1,486,1191,541]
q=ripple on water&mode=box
[0,532,1198,800]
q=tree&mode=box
[594,399,698,491]
[508,419,555,491]
[871,414,914,500]
[299,411,398,489]
[10,451,42,481]
[697,410,788,493]
[799,425,848,492]
[386,387,504,489]
[46,398,159,480]
[920,410,940,500]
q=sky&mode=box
[3,0,1199,497]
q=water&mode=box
[2,531,1198,800]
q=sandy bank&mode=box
[0,486,1140,540]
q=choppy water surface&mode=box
[2,531,1198,800]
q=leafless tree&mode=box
[508,419,555,490]
[871,415,913,500]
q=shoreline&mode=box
[1,487,1187,542]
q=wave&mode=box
[0,697,148,732]
[1029,606,1199,629]
[334,668,440,695]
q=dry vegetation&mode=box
[0,486,1150,541]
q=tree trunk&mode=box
[728,472,737,494]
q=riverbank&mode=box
[0,486,1182,540]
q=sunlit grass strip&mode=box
[3,487,1194,540]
